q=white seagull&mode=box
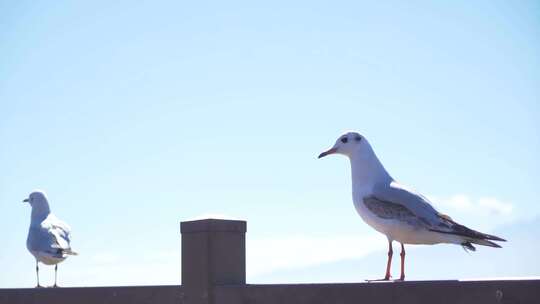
[318,132,505,281]
[24,190,77,287]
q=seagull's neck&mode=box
[349,147,392,189]
[31,202,51,225]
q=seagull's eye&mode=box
[341,137,348,144]
[355,135,362,142]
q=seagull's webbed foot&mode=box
[52,284,60,288]
[35,284,43,288]
[366,275,391,282]
[366,278,392,282]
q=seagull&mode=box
[318,132,506,281]
[24,190,77,287]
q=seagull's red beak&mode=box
[318,147,338,159]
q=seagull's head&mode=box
[318,131,368,159]
[23,190,49,207]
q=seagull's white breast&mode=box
[352,186,392,236]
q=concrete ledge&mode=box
[2,280,538,304]
[215,280,540,304]
[0,285,183,304]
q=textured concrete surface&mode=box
[215,280,540,304]
[0,285,183,304]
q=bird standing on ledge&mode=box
[318,132,505,281]
[24,190,78,287]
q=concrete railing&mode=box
[1,219,538,304]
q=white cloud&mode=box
[186,213,245,221]
[432,194,514,216]
[91,253,121,264]
[427,194,516,232]
[66,249,180,286]
[477,197,514,215]
[247,234,384,277]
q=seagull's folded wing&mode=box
[42,216,76,256]
[50,226,70,249]
[370,181,446,229]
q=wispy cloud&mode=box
[477,197,514,215]
[427,194,516,232]
[90,253,121,264]
[186,213,245,221]
[62,249,180,287]
[247,234,384,277]
[433,194,514,216]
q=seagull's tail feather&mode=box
[468,238,502,248]
[478,233,506,242]
[64,248,78,256]
[461,238,501,253]
[430,219,506,248]
[461,242,476,252]
[52,244,78,255]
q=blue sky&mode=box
[1,0,539,287]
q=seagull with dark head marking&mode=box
[24,190,78,287]
[319,132,506,281]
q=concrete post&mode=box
[181,219,246,304]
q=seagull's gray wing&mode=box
[368,182,507,245]
[47,216,72,249]
[28,215,76,258]
[367,181,450,229]
[45,215,77,255]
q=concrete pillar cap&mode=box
[181,219,247,233]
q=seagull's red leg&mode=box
[384,240,393,280]
[35,260,41,288]
[53,264,58,288]
[398,243,405,281]
[366,239,393,282]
